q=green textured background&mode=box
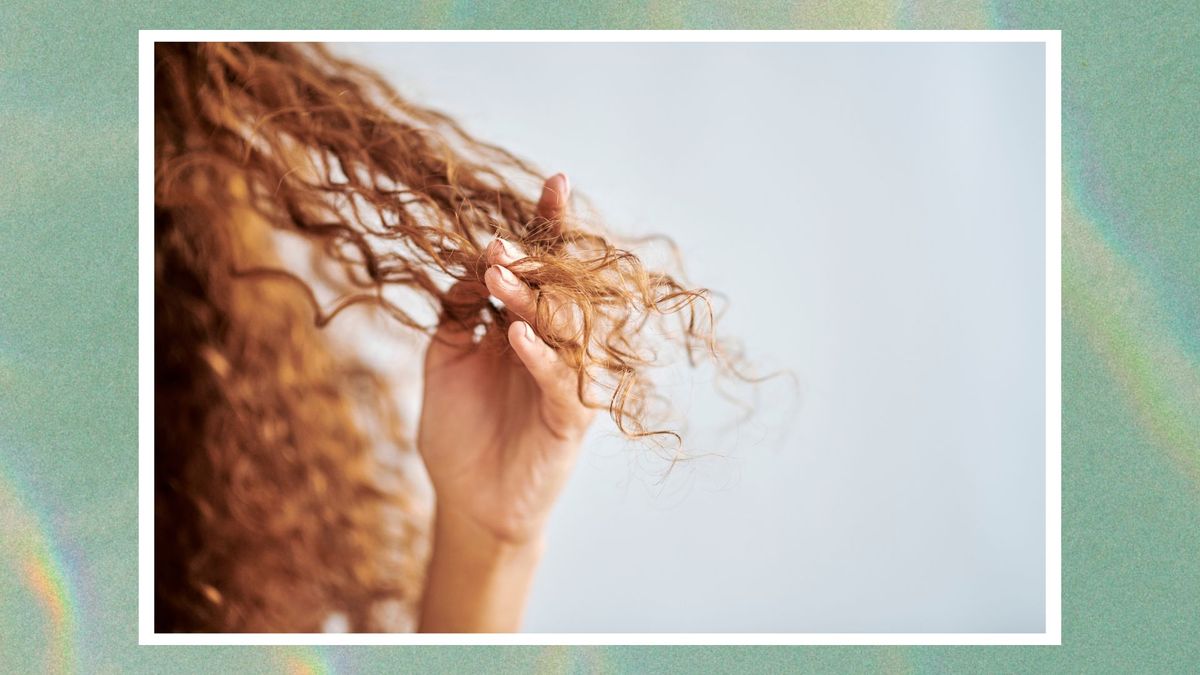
[1,2,1198,672]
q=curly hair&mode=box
[154,42,742,632]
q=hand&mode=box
[418,173,595,546]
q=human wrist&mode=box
[419,506,546,633]
[432,505,547,564]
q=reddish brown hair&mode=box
[155,42,742,632]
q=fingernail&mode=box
[497,238,519,260]
[546,173,568,197]
[522,322,536,341]
[494,264,517,286]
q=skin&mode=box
[417,173,594,632]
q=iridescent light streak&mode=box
[1062,189,1200,486]
[0,458,79,673]
[277,646,334,675]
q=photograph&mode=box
[12,0,1200,669]
[149,36,1052,638]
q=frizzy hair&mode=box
[154,42,747,631]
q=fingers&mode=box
[537,172,570,221]
[508,320,576,406]
[484,263,538,322]
[486,236,524,267]
[483,171,578,339]
[485,172,570,269]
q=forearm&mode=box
[417,508,545,633]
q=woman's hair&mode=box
[155,42,743,632]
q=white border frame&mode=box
[139,29,1062,646]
